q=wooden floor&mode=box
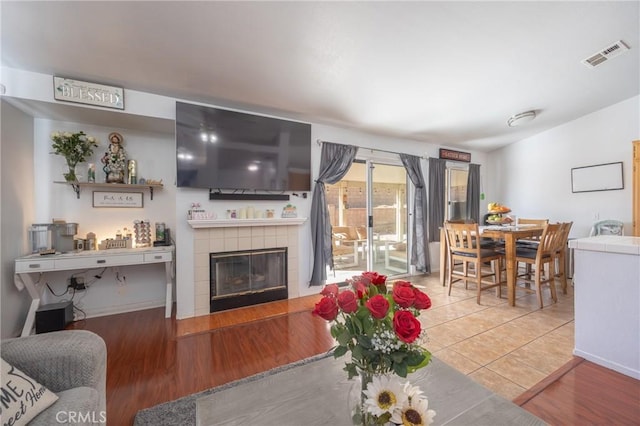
[69,297,640,425]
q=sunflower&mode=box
[362,375,407,417]
[391,395,436,426]
[403,381,425,400]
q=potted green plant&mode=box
[50,131,99,182]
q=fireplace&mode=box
[210,247,288,312]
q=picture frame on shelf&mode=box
[92,191,143,208]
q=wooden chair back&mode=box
[447,219,476,224]
[517,218,549,226]
[515,223,562,308]
[535,223,563,261]
[558,222,573,250]
[518,218,549,242]
[554,222,574,294]
[444,221,481,256]
[443,221,504,304]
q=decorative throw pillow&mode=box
[1,358,58,426]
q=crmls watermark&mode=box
[56,411,106,424]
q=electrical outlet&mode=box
[69,277,86,290]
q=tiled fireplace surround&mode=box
[192,223,301,317]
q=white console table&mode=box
[14,245,175,336]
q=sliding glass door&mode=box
[325,159,409,282]
[370,163,409,275]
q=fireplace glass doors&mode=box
[210,247,288,312]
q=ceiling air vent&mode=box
[582,40,630,68]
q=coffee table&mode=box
[196,355,544,425]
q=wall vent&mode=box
[582,40,630,68]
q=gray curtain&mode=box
[466,163,481,223]
[309,142,358,286]
[400,154,430,273]
[428,158,446,242]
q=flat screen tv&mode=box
[175,101,312,191]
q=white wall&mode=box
[0,67,489,322]
[486,95,639,238]
[174,124,489,318]
[1,101,35,338]
[29,118,177,318]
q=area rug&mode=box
[133,351,333,426]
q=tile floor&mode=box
[411,274,575,400]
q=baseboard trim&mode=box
[75,300,166,320]
[573,349,640,380]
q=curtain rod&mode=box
[316,139,428,160]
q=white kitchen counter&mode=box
[569,235,639,379]
[568,235,640,255]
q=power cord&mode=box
[72,304,87,322]
[46,282,70,297]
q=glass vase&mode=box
[64,161,78,182]
[348,370,378,426]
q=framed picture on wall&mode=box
[571,162,624,193]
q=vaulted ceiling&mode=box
[2,1,639,151]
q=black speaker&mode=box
[35,301,73,334]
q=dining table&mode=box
[440,224,545,306]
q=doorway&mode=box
[325,160,409,282]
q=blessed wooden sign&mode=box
[53,77,124,110]
[439,148,471,162]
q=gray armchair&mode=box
[1,330,107,425]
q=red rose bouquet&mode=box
[313,272,432,379]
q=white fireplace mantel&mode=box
[187,217,308,229]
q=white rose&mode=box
[51,131,60,138]
[63,132,72,138]
[87,136,96,143]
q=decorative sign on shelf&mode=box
[439,148,471,163]
[93,191,143,208]
[53,77,124,110]
[281,204,297,218]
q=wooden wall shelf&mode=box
[54,181,164,200]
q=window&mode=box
[446,166,468,221]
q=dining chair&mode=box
[509,223,563,309]
[515,218,549,279]
[552,222,573,294]
[443,222,504,304]
[516,218,549,245]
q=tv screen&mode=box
[175,101,312,191]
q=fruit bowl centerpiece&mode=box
[486,202,513,225]
[486,215,513,225]
[487,202,511,214]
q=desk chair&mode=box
[443,222,504,304]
